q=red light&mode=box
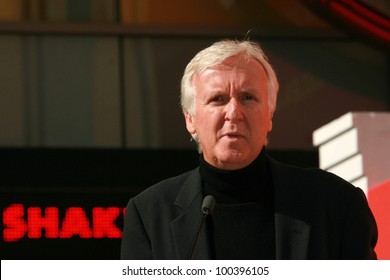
[329,1,390,43]
[27,207,59,239]
[59,207,93,239]
[92,207,122,238]
[3,204,28,242]
[2,204,125,242]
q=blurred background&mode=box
[0,0,389,259]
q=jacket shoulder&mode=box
[268,156,357,194]
[268,156,365,220]
[136,168,197,199]
[128,168,200,217]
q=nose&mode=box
[225,98,243,121]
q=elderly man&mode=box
[121,40,377,259]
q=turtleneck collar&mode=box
[199,148,272,204]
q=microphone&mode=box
[190,195,216,259]
[202,195,216,215]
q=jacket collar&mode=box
[170,156,311,260]
[268,157,311,259]
[170,168,213,259]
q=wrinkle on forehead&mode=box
[198,55,265,80]
[195,55,267,86]
[209,54,256,70]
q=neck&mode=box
[199,148,272,204]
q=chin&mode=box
[217,152,251,168]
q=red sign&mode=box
[3,204,125,242]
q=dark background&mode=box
[0,148,317,259]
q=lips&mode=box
[222,132,244,139]
[226,134,239,138]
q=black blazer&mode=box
[121,156,377,259]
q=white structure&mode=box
[313,112,390,195]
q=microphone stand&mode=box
[190,195,215,259]
[190,209,210,260]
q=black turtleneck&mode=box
[199,148,276,259]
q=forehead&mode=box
[211,54,260,69]
[195,55,267,85]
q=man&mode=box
[121,40,377,259]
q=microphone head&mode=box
[201,195,216,215]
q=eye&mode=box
[240,92,257,102]
[208,94,226,104]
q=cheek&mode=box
[197,108,221,127]
[196,111,224,142]
[252,112,272,136]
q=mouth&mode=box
[223,133,244,140]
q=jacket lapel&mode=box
[170,169,212,259]
[269,157,311,259]
[275,213,311,259]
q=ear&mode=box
[185,112,196,134]
[268,119,273,132]
[268,111,273,132]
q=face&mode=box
[185,55,273,170]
